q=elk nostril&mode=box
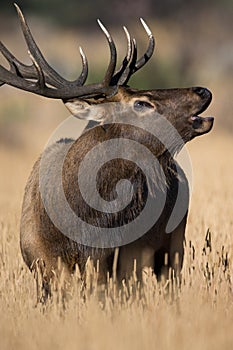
[193,87,210,99]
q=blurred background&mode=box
[1,6,232,345]
[0,0,232,151]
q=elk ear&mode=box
[64,99,91,119]
[64,99,106,121]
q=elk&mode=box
[1,5,213,298]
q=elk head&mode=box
[0,4,214,151]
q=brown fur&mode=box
[20,86,213,298]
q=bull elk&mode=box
[1,5,214,299]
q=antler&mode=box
[111,19,155,86]
[0,4,155,100]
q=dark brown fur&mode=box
[20,86,213,297]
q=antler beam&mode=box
[0,4,155,100]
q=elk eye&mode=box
[134,100,154,111]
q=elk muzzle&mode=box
[190,87,214,135]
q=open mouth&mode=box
[191,115,214,130]
[190,95,214,134]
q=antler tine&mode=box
[97,20,117,86]
[76,47,88,85]
[117,38,138,86]
[14,3,65,88]
[0,41,36,86]
[28,50,46,89]
[110,26,133,86]
[62,46,88,87]
[135,18,155,71]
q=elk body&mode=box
[1,6,214,297]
